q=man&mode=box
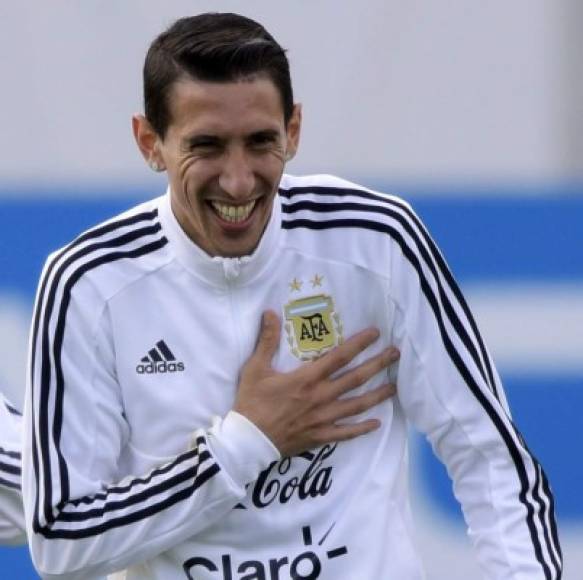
[0,384,26,545]
[23,12,561,579]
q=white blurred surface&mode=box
[0,1,578,189]
[467,283,583,375]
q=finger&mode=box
[310,327,381,378]
[251,310,281,364]
[317,383,396,424]
[326,347,399,399]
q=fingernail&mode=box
[386,346,400,359]
[262,312,270,330]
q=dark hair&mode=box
[143,13,294,138]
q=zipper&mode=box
[223,258,245,371]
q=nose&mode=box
[218,147,256,200]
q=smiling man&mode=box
[23,12,561,580]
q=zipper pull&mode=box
[223,258,242,281]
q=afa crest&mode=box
[284,294,343,360]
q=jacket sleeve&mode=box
[0,394,26,545]
[23,256,279,579]
[385,203,562,579]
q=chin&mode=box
[218,238,260,258]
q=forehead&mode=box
[165,76,285,137]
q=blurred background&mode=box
[0,1,581,577]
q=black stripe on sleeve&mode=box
[67,443,209,508]
[541,467,563,565]
[0,447,21,491]
[0,460,21,476]
[0,447,21,461]
[280,191,561,579]
[4,401,22,416]
[57,450,213,522]
[0,476,20,491]
[44,462,220,539]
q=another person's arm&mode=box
[387,200,561,579]
[0,392,26,545]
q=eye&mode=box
[186,137,222,154]
[192,141,217,151]
[248,131,278,149]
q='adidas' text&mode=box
[136,361,185,374]
[136,339,185,374]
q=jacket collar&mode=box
[158,187,282,286]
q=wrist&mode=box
[206,411,281,487]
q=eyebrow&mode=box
[185,135,222,148]
[184,129,280,149]
[247,129,279,141]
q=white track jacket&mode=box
[23,174,561,579]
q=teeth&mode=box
[211,200,256,223]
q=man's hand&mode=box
[234,310,399,457]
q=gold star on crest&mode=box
[289,278,303,292]
[310,274,324,288]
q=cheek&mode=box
[257,152,286,180]
[171,165,201,212]
[177,164,208,205]
[177,156,197,185]
[180,156,222,189]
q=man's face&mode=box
[154,76,300,257]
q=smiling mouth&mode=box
[210,200,257,223]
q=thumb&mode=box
[252,310,281,364]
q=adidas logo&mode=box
[136,340,185,374]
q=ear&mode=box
[132,114,165,171]
[284,103,302,162]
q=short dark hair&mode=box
[143,13,294,138]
